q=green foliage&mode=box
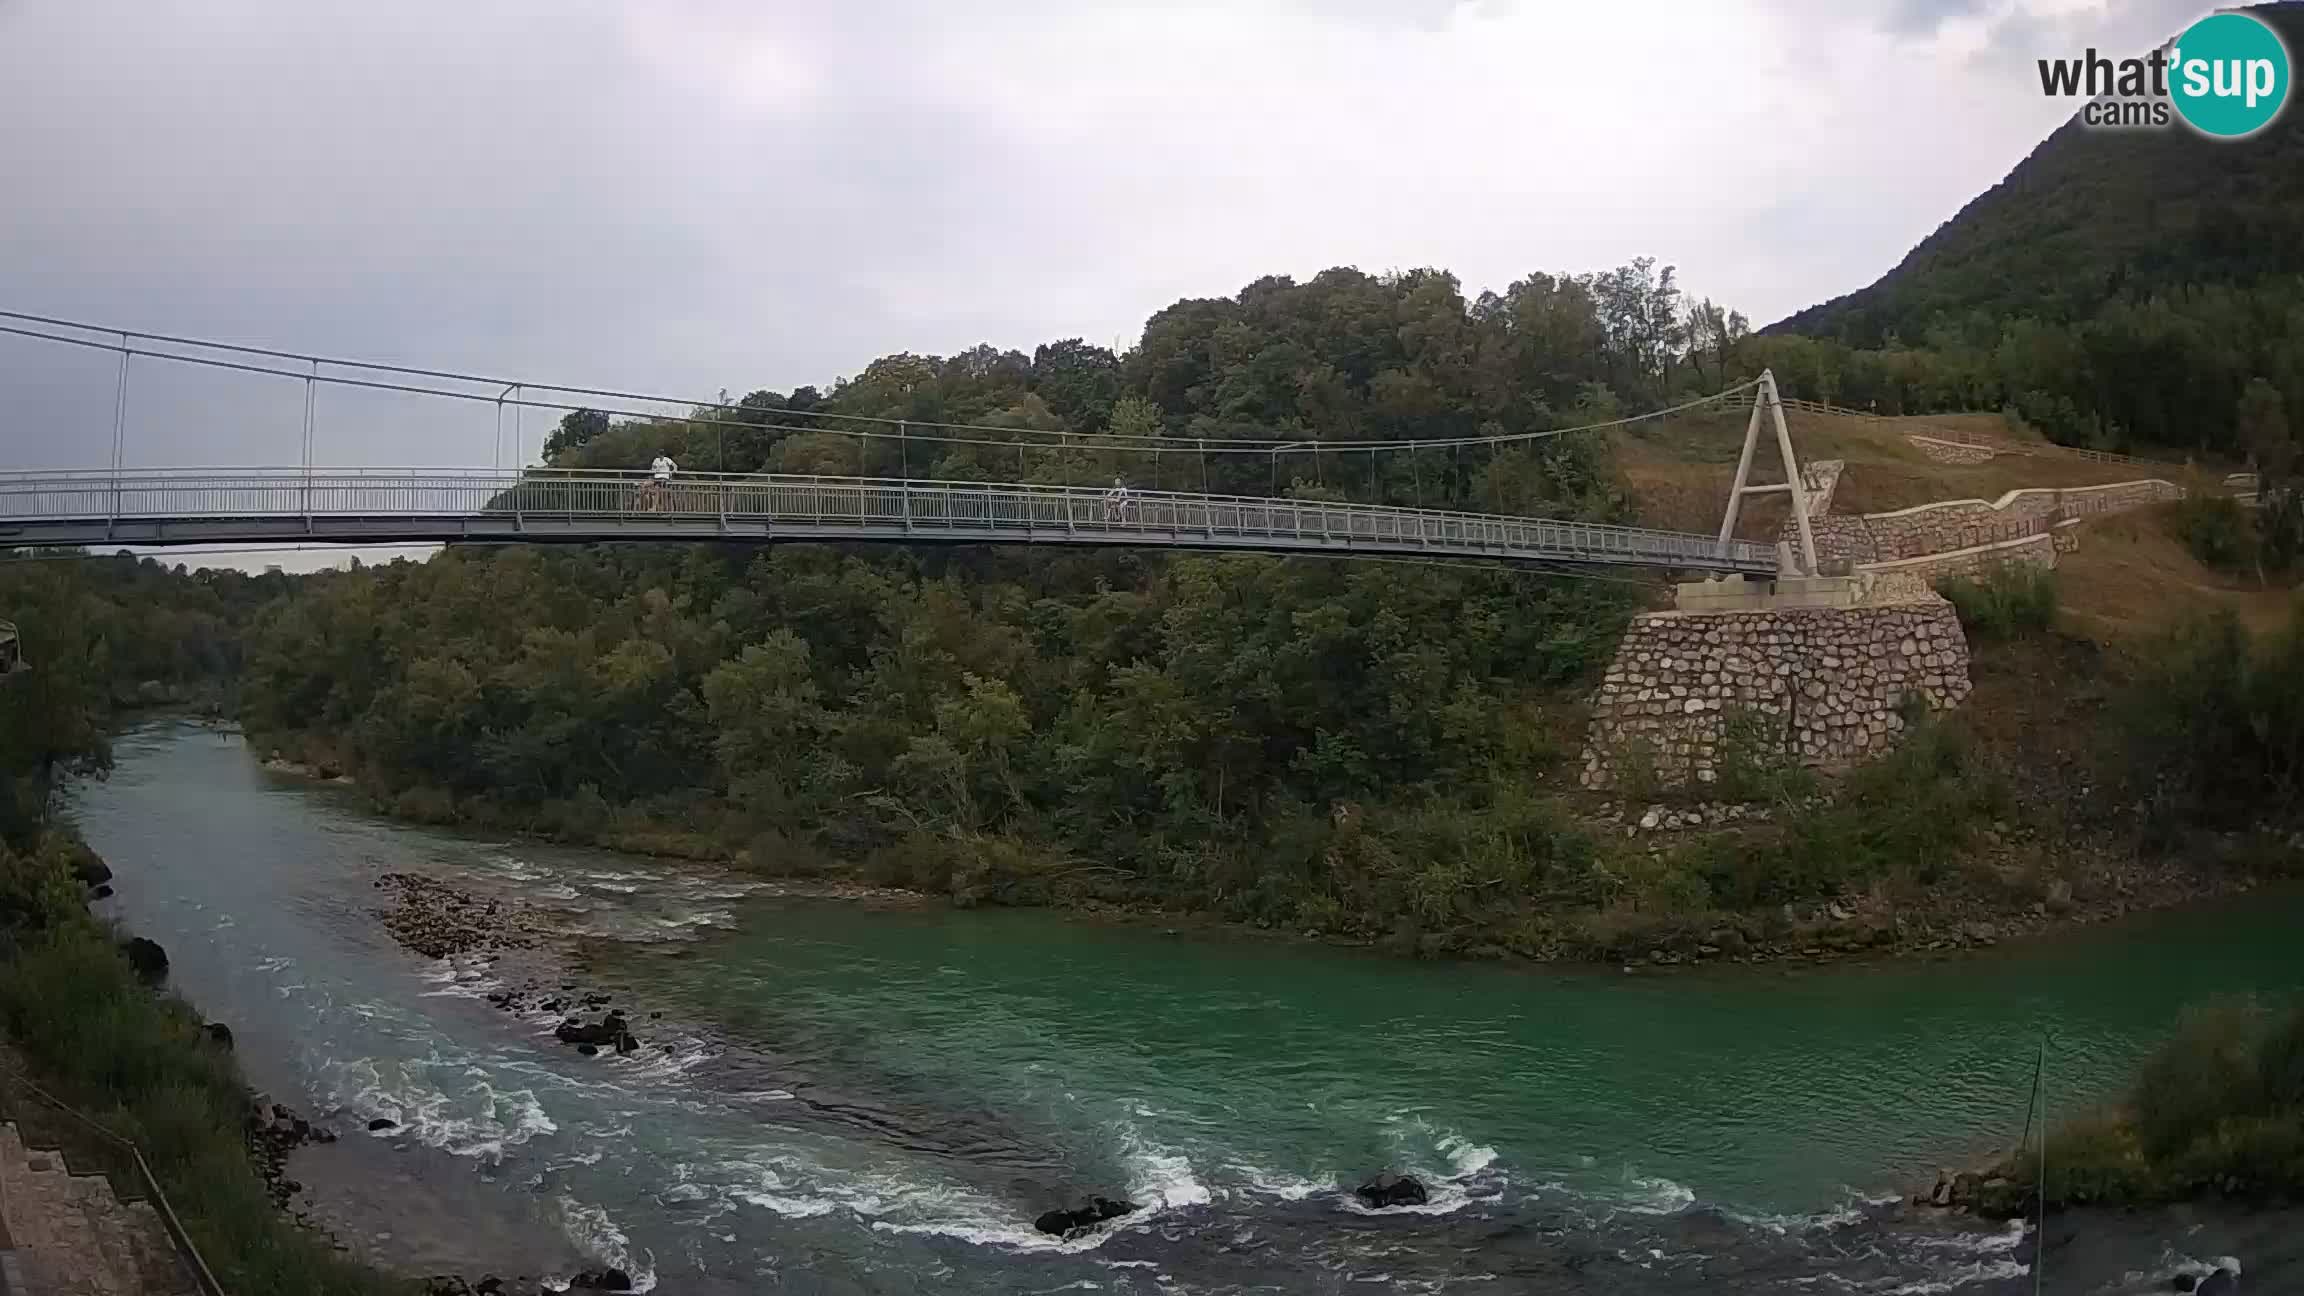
[2134,998,2275,1160]
[1688,710,2001,909]
[1762,8,2304,465]
[1710,705,1816,804]
[0,916,399,1295]
[2117,605,2304,829]
[0,555,271,845]
[240,541,1643,947]
[2167,495,2259,572]
[2016,997,2304,1209]
[1936,563,2059,640]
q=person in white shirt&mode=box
[1103,476,1131,523]
[643,453,677,510]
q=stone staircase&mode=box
[0,1123,198,1295]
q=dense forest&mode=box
[1756,3,2304,462]
[0,554,277,841]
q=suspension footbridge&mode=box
[0,314,1798,575]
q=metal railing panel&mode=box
[0,470,1777,570]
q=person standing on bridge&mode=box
[644,451,678,512]
[1103,476,1132,524]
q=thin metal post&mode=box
[1198,438,1211,535]
[302,360,317,529]
[109,337,129,534]
[1367,448,1376,502]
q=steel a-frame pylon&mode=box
[1716,368,1819,576]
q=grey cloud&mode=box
[1881,0,1988,37]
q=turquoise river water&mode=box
[73,724,2304,1294]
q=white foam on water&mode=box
[1116,1124,1211,1209]
[1438,1133,1497,1176]
[1613,1172,1695,1215]
[256,954,295,973]
[1876,1258,2029,1294]
[334,1056,558,1162]
[1226,1164,1331,1202]
[1904,1219,2026,1255]
[556,1196,657,1293]
[416,956,506,1001]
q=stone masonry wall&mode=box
[1793,478,2184,565]
[1855,531,2057,584]
[1580,600,1971,790]
[1910,436,1999,465]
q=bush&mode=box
[2117,606,2304,829]
[2166,495,2258,572]
[2134,998,2272,1160]
[1937,563,2058,640]
[1686,708,2002,908]
[2008,996,2304,1210]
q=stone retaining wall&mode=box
[1910,436,1999,465]
[1856,531,2058,584]
[1795,478,2184,565]
[1580,600,1972,790]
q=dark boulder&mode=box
[121,937,169,982]
[577,1043,599,1057]
[1354,1173,1430,1208]
[367,1117,398,1132]
[91,884,115,899]
[204,1022,234,1049]
[69,844,112,885]
[1033,1196,1138,1236]
[570,1268,633,1291]
[2196,1267,2240,1295]
[554,1012,630,1049]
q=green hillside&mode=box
[1770,2,2304,347]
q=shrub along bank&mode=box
[1963,996,2304,1216]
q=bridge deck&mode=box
[0,470,1778,573]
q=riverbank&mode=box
[0,831,405,1295]
[251,735,2293,975]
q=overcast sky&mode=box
[0,0,2208,500]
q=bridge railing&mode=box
[0,468,1778,570]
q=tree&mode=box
[2240,377,2295,489]
[543,409,611,463]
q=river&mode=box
[71,723,2304,1294]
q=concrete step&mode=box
[0,1122,201,1295]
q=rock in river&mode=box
[1355,1173,1430,1208]
[1033,1196,1138,1236]
[121,937,169,982]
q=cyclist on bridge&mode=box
[1103,476,1132,524]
